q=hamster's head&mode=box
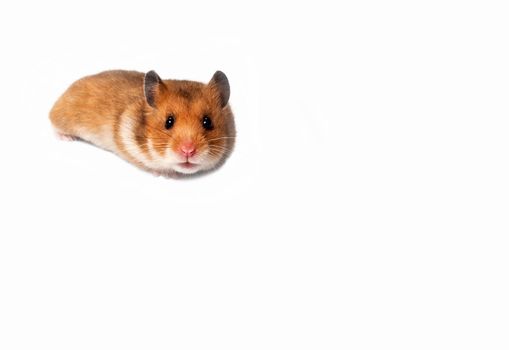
[142,70,236,175]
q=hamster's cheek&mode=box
[196,157,220,173]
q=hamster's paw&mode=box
[56,132,79,141]
[149,169,163,177]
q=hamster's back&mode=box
[50,70,145,151]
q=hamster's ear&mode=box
[209,71,230,108]
[144,70,165,108]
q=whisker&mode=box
[207,136,236,142]
[207,148,228,157]
[208,145,231,152]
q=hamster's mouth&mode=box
[178,161,199,169]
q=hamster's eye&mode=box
[202,115,213,131]
[165,115,175,129]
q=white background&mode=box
[0,1,508,349]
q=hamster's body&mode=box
[50,70,235,176]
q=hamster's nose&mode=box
[179,141,196,158]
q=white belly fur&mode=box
[76,125,117,152]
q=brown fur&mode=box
[50,70,236,175]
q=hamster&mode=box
[49,70,236,176]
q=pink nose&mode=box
[180,142,196,158]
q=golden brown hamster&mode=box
[50,70,236,176]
